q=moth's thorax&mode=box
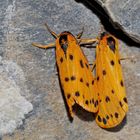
[98,34,119,53]
[56,31,77,52]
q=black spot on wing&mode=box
[67,94,71,99]
[71,76,76,81]
[123,97,128,103]
[110,114,113,118]
[65,77,69,82]
[106,115,109,120]
[75,91,80,97]
[69,54,73,60]
[97,115,102,122]
[110,60,115,66]
[97,76,100,81]
[60,57,63,63]
[111,89,115,94]
[107,36,116,53]
[115,112,119,118]
[103,118,107,124]
[92,80,94,85]
[105,96,110,103]
[86,82,89,87]
[120,80,124,87]
[102,70,106,75]
[80,60,84,68]
[80,78,83,82]
[85,100,89,105]
[119,101,123,107]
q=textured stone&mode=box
[85,0,140,43]
[0,0,140,140]
[0,57,33,136]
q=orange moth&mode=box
[93,32,128,128]
[32,24,98,118]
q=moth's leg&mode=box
[77,27,84,39]
[91,61,96,72]
[45,23,58,39]
[79,38,98,46]
[120,57,134,61]
[120,56,138,64]
[32,42,55,49]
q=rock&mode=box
[0,57,33,136]
[0,0,140,140]
[84,0,140,44]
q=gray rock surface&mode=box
[86,0,140,43]
[0,0,140,140]
[0,57,33,136]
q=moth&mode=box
[93,32,128,128]
[32,24,98,118]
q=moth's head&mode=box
[99,32,118,53]
[44,23,77,51]
[59,31,76,46]
[56,31,77,53]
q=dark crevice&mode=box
[75,0,140,47]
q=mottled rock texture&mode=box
[85,0,140,43]
[0,0,140,140]
[0,58,33,136]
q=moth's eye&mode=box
[59,35,68,53]
[107,37,116,53]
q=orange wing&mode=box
[56,32,98,117]
[94,33,128,128]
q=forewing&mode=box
[95,35,128,128]
[56,35,98,117]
